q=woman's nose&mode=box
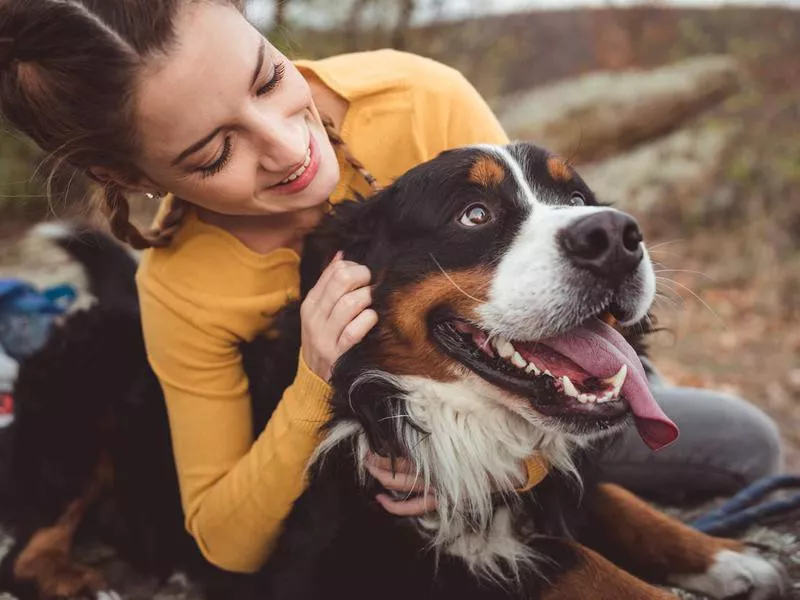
[251,113,307,174]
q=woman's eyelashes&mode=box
[198,136,233,178]
[196,63,287,178]
[257,62,286,96]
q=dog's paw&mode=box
[668,548,788,599]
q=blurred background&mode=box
[0,0,798,465]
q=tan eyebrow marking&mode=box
[469,155,506,188]
[547,156,573,182]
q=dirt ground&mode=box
[1,513,799,599]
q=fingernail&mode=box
[334,251,344,261]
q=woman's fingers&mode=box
[328,285,372,336]
[376,493,437,517]
[365,460,425,494]
[313,261,371,320]
[336,308,378,354]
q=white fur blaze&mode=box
[668,549,788,599]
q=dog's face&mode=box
[312,143,677,453]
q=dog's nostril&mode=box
[583,229,610,259]
[563,226,610,260]
[622,223,642,252]
[561,211,644,283]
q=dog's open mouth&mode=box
[431,314,679,450]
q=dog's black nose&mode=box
[560,211,643,283]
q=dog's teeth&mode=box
[495,336,514,359]
[526,361,541,375]
[603,364,628,397]
[561,376,580,398]
[598,392,613,403]
[473,331,494,356]
[544,370,553,378]
[511,352,527,369]
[579,393,597,404]
[577,394,587,404]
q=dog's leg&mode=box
[541,542,678,600]
[584,483,788,599]
[11,458,115,599]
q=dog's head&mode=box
[307,143,677,458]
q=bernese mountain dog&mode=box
[0,143,788,600]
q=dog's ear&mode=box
[329,349,419,463]
[299,189,397,297]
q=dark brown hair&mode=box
[0,0,381,251]
[0,0,240,248]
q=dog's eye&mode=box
[569,192,586,207]
[459,204,491,227]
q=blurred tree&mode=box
[253,0,419,53]
[345,0,373,51]
[391,0,416,50]
[274,0,291,30]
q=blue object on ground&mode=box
[690,474,800,535]
[0,278,77,360]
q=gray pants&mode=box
[599,360,783,504]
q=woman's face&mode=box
[134,2,340,216]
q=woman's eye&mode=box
[197,136,232,178]
[569,192,586,207]
[257,63,286,96]
[459,204,491,227]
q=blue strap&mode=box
[41,284,77,311]
[0,279,29,303]
[690,475,800,535]
[0,278,76,316]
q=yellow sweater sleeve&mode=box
[138,271,331,573]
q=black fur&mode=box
[1,144,657,600]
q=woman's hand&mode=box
[300,252,378,381]
[365,452,438,516]
[366,452,530,517]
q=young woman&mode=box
[0,0,782,575]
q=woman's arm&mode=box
[137,255,375,573]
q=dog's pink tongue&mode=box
[540,320,679,451]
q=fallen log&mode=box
[496,56,743,164]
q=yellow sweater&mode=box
[136,49,544,574]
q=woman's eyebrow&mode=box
[250,39,266,89]
[171,127,223,167]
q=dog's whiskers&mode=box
[647,239,684,254]
[655,276,728,331]
[429,253,484,304]
[652,292,680,312]
[654,268,715,282]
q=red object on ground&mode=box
[0,392,13,427]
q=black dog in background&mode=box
[0,143,786,600]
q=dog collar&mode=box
[517,454,550,492]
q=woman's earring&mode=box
[145,191,164,200]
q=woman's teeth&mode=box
[279,147,312,185]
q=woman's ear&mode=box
[88,167,163,196]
